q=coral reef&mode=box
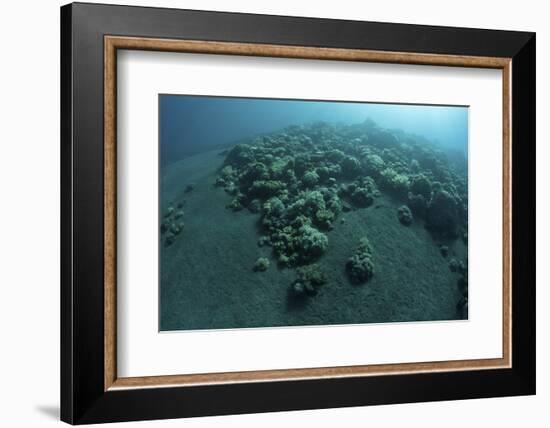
[409,174,432,200]
[290,264,327,297]
[161,205,184,246]
[407,192,427,218]
[380,167,410,198]
[346,237,375,284]
[426,188,460,238]
[342,176,380,208]
[214,119,467,299]
[217,120,466,241]
[253,257,270,272]
[397,205,413,226]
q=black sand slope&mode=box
[160,149,467,331]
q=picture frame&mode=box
[60,2,535,424]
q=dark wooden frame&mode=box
[61,2,536,424]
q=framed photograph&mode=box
[61,2,535,424]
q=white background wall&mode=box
[0,0,546,426]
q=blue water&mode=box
[159,95,468,167]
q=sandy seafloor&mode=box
[160,149,467,331]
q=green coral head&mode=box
[346,236,375,284]
[253,257,270,272]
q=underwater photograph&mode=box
[159,95,469,332]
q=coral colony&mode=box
[165,119,468,315]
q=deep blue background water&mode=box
[160,95,468,166]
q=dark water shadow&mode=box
[285,288,309,311]
[35,405,59,420]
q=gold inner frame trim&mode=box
[104,35,512,391]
